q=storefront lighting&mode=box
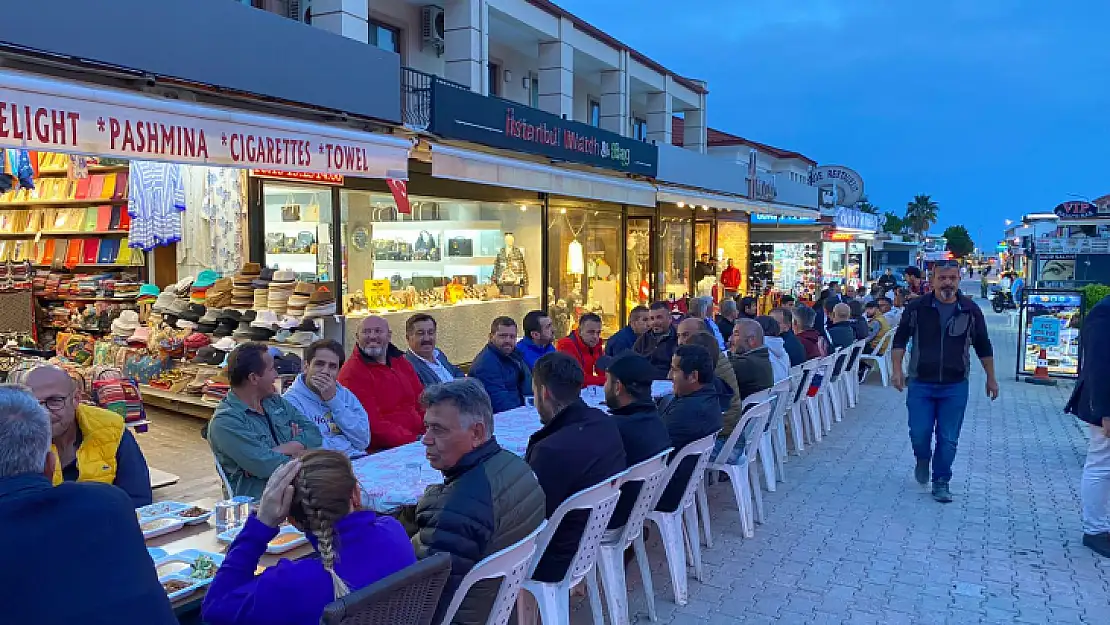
[559,207,567,214]
[519,205,528,211]
[701,205,709,211]
[677,202,686,208]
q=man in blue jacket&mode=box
[604,306,649,358]
[516,310,555,369]
[471,316,533,413]
[0,386,177,625]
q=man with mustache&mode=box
[337,316,425,450]
[892,262,997,503]
[403,313,464,387]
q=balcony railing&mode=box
[401,67,468,130]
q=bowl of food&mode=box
[137,501,190,522]
[174,506,213,526]
[160,576,198,602]
[266,526,308,555]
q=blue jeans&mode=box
[906,379,970,483]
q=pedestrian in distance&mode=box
[891,261,998,503]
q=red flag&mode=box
[386,179,410,214]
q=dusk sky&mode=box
[557,0,1110,250]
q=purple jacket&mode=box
[202,511,416,625]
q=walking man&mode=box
[1065,293,1110,557]
[891,262,998,503]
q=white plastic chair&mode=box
[703,400,774,538]
[823,348,851,425]
[213,455,234,498]
[519,471,627,625]
[786,364,815,454]
[587,449,672,625]
[797,359,823,446]
[438,521,546,625]
[646,432,718,607]
[859,329,896,387]
[804,354,835,438]
[742,389,777,493]
[766,376,795,484]
[841,340,867,409]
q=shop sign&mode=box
[1037,237,1110,254]
[1017,290,1083,379]
[751,213,817,225]
[833,207,879,232]
[752,172,777,201]
[1052,200,1102,220]
[428,80,657,177]
[0,68,410,178]
[251,170,345,185]
[823,230,854,242]
[809,165,864,207]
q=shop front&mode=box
[819,208,880,289]
[749,213,824,302]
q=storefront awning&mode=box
[657,186,819,218]
[430,144,657,207]
[0,67,410,179]
[736,197,821,219]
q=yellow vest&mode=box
[868,315,892,353]
[51,404,125,487]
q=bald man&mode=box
[337,316,425,450]
[675,317,709,345]
[25,366,153,507]
[727,319,775,401]
[827,302,857,352]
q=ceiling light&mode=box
[677,202,686,208]
[519,205,527,212]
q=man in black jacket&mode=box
[892,263,997,503]
[414,379,545,624]
[1065,294,1110,558]
[771,306,807,367]
[527,352,626,582]
[827,303,858,352]
[727,318,776,400]
[601,353,672,529]
[634,301,680,379]
[656,344,723,511]
[0,386,177,625]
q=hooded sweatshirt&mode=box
[202,511,415,625]
[764,336,791,383]
[282,374,371,458]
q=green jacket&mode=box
[207,390,322,499]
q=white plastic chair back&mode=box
[610,449,672,546]
[737,399,774,465]
[845,340,866,376]
[439,521,547,625]
[741,388,772,412]
[827,347,850,382]
[792,362,816,407]
[658,432,719,510]
[213,455,234,498]
[768,377,792,423]
[529,470,627,584]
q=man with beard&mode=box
[470,316,533,413]
[208,343,322,499]
[633,301,680,380]
[283,339,371,458]
[892,262,997,503]
[555,312,605,386]
[337,316,425,450]
[403,313,464,387]
[605,306,649,358]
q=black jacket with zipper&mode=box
[1066,294,1110,428]
[892,291,993,384]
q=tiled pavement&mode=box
[137,288,1110,624]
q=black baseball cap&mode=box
[597,353,655,387]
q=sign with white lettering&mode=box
[0,68,409,179]
[751,213,817,225]
[834,207,879,232]
[1052,200,1102,220]
[809,165,864,207]
[428,80,657,177]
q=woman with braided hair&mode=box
[202,451,416,625]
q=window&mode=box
[369,19,400,54]
[547,203,624,337]
[488,63,501,96]
[633,117,648,141]
[588,99,600,127]
[529,73,540,108]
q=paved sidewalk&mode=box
[579,304,1110,624]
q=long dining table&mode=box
[351,380,673,511]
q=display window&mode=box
[660,215,692,301]
[717,220,750,295]
[625,215,654,310]
[547,201,623,338]
[260,182,335,287]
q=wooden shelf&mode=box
[38,295,139,302]
[0,199,128,208]
[0,230,128,237]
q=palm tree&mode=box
[856,196,879,214]
[905,194,939,236]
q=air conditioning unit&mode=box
[287,0,312,23]
[421,5,445,57]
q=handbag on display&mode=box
[389,274,405,290]
[447,237,473,257]
[281,204,301,222]
[451,274,478,287]
[411,276,437,291]
[414,202,441,221]
[372,206,399,222]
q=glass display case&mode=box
[546,201,623,337]
[660,215,692,300]
[261,183,334,283]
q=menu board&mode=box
[1017,290,1083,378]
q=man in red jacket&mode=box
[720,258,742,298]
[555,313,605,386]
[337,316,425,450]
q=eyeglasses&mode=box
[38,395,69,411]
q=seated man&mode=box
[0,386,177,625]
[208,342,322,499]
[604,306,648,358]
[516,310,556,369]
[403,313,464,387]
[471,316,533,413]
[283,339,370,458]
[728,319,776,399]
[633,301,679,380]
[526,352,626,582]
[338,316,425,450]
[555,312,605,386]
[756,316,791,383]
[827,302,858,351]
[656,344,724,511]
[413,379,545,625]
[26,365,153,507]
[792,305,825,361]
[770,306,807,367]
[601,353,672,529]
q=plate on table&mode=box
[172,505,213,526]
[137,501,190,522]
[217,524,308,555]
[147,547,168,562]
[155,550,224,584]
[160,574,204,602]
[141,517,186,540]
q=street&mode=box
[582,283,1110,624]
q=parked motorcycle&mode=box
[991,290,1017,313]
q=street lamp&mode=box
[1004,219,1013,226]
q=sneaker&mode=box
[1082,532,1110,558]
[932,482,953,503]
[915,459,930,485]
